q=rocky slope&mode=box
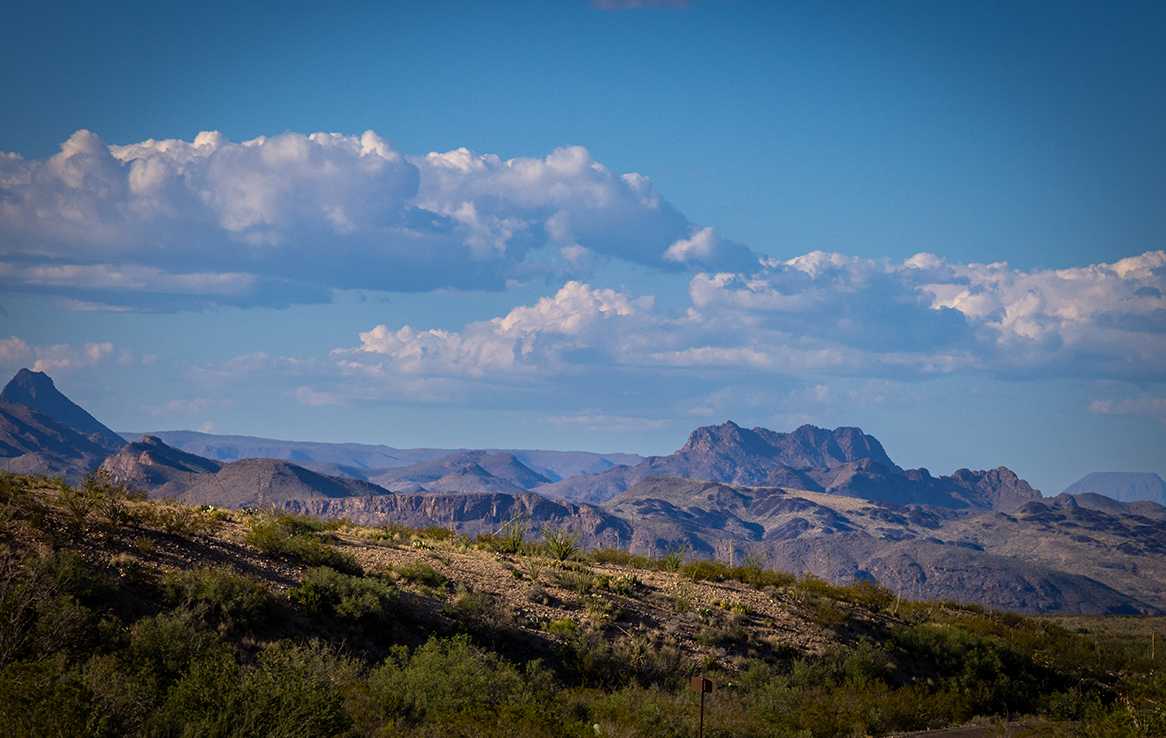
[764,461,1042,512]
[601,475,1166,615]
[0,400,119,477]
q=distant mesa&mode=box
[1063,472,1166,506]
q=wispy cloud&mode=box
[1088,396,1166,425]
[1,131,754,311]
[0,335,135,374]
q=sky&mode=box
[1,0,1163,496]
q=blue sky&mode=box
[2,0,1163,495]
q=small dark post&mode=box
[690,675,716,737]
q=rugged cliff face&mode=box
[101,435,225,488]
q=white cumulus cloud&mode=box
[189,251,1165,413]
[1,130,751,310]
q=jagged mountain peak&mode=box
[678,421,901,472]
[680,421,775,456]
[0,368,125,449]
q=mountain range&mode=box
[2,367,1164,615]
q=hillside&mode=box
[2,471,1164,737]
[602,476,1164,615]
[95,433,1163,615]
[0,399,119,477]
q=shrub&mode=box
[444,588,514,641]
[245,518,361,575]
[161,566,284,632]
[609,573,642,597]
[562,630,691,689]
[681,558,730,582]
[219,640,359,738]
[148,501,223,538]
[837,578,895,612]
[589,547,651,568]
[368,634,527,724]
[542,618,579,638]
[540,524,582,561]
[419,525,453,542]
[0,661,100,738]
[553,568,599,597]
[0,547,109,668]
[732,564,796,590]
[584,594,623,624]
[82,611,235,733]
[290,567,398,631]
[392,561,448,590]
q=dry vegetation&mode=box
[2,470,1163,737]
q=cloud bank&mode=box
[0,130,753,310]
[300,249,1165,402]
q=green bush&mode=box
[562,631,691,689]
[444,588,514,640]
[81,611,235,734]
[419,525,453,542]
[589,547,651,568]
[225,640,360,738]
[161,566,284,632]
[245,518,362,575]
[0,547,107,668]
[367,634,527,724]
[609,573,642,596]
[681,558,730,582]
[392,561,448,590]
[290,567,398,631]
[553,568,599,597]
[147,501,223,538]
[542,618,579,638]
[0,661,100,738]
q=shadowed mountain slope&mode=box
[1066,491,1166,521]
[100,440,393,507]
[601,476,1165,615]
[762,461,1042,512]
[1,368,126,449]
[0,399,117,477]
